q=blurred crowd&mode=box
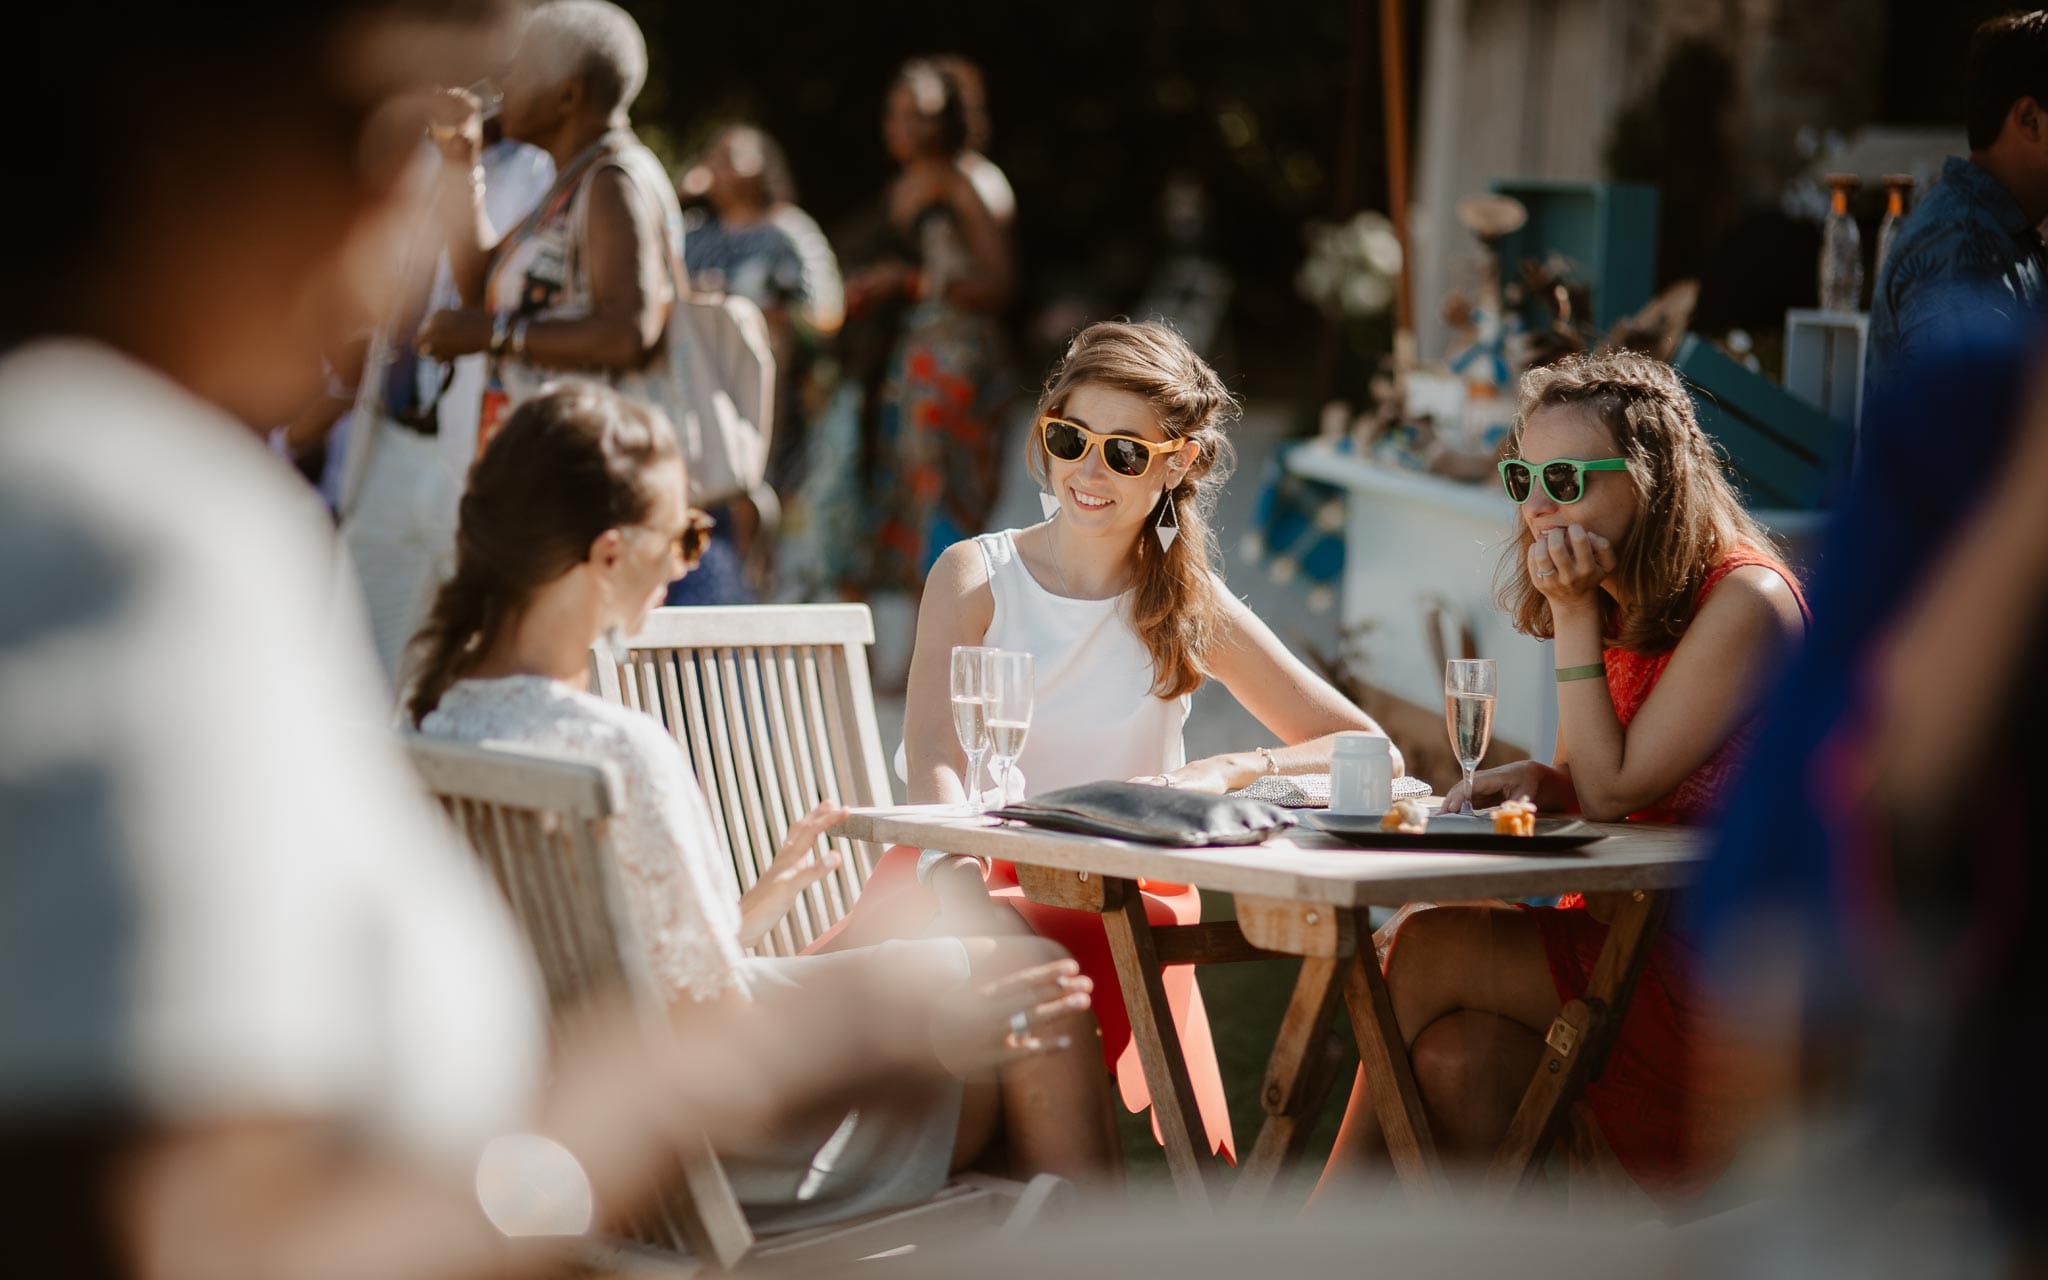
[286,27,1024,686]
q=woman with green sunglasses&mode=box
[1318,351,1810,1209]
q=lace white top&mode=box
[423,676,753,1003]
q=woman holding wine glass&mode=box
[1315,351,1808,1206]
[820,321,1401,1163]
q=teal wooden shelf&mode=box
[1673,335,1854,510]
[1487,179,1660,334]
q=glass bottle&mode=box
[1874,174,1915,284]
[1818,173,1864,313]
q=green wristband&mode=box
[1555,662,1606,683]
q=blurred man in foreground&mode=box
[0,4,1073,1276]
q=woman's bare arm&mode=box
[440,162,502,308]
[903,540,997,805]
[1555,567,1803,820]
[419,93,501,308]
[517,168,670,370]
[932,168,1011,312]
[1167,585,1400,791]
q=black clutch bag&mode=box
[992,781,1296,847]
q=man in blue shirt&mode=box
[1868,12,2048,395]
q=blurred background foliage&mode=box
[616,0,2012,403]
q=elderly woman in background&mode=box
[417,0,750,605]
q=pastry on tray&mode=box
[1379,798,1431,835]
[1493,797,1538,837]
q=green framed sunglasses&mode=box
[1498,456,1629,505]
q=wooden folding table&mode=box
[834,806,1699,1208]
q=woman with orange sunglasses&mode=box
[819,321,1400,1164]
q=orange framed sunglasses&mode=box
[674,508,717,569]
[1037,415,1186,479]
[635,507,717,571]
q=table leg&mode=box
[1100,881,1214,1207]
[1482,889,1671,1201]
[1227,952,1348,1208]
[1343,942,1448,1205]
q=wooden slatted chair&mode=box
[406,734,1041,1274]
[589,604,894,956]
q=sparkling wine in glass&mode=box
[950,645,996,812]
[1444,659,1498,814]
[983,650,1035,808]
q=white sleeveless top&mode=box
[976,529,1189,794]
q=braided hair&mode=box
[1497,350,1779,655]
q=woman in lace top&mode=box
[406,380,1120,1228]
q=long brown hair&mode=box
[1028,321,1239,698]
[405,380,678,725]
[1497,350,1779,655]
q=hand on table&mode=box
[1439,759,1567,816]
[1129,756,1238,794]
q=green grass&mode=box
[1113,895,1369,1205]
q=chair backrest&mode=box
[590,604,893,956]
[405,734,756,1270]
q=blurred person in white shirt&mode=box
[335,119,555,682]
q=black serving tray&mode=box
[1302,812,1606,854]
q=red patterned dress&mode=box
[861,202,1008,590]
[1529,546,1806,1200]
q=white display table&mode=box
[1286,442,1831,764]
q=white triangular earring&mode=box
[1155,491,1180,552]
[1039,489,1060,518]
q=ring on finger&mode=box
[1007,1010,1030,1043]
[1534,567,1556,578]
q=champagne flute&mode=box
[428,79,502,146]
[1444,659,1497,814]
[983,650,1035,808]
[950,646,996,812]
